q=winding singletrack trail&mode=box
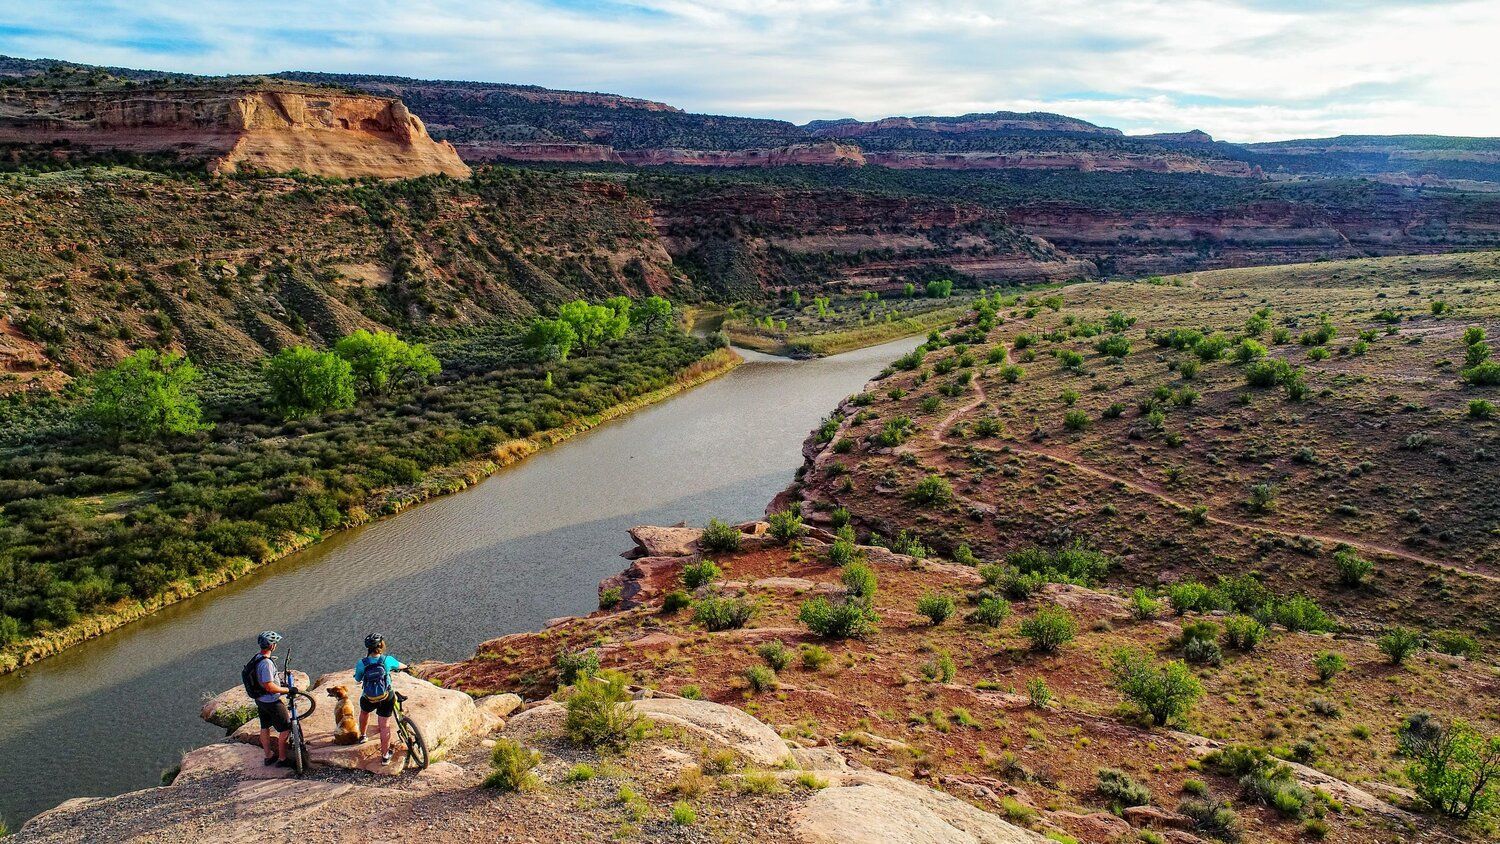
[919,374,1496,585]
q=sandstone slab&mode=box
[796,770,1048,844]
[200,670,310,728]
[632,697,793,767]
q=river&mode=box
[0,337,917,827]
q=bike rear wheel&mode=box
[290,722,310,776]
[397,715,428,770]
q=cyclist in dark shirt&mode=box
[250,631,291,766]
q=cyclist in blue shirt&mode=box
[354,633,408,764]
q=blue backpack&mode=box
[360,656,392,700]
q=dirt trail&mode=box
[921,374,1497,585]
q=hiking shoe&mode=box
[381,750,394,765]
[263,756,278,767]
[356,733,368,743]
[275,758,294,768]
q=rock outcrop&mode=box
[0,88,471,179]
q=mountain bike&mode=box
[389,667,429,771]
[281,650,317,776]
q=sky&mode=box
[2,0,1498,142]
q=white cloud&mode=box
[1,0,1498,141]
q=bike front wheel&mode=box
[397,715,428,770]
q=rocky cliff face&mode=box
[0,88,471,179]
[1006,195,1500,274]
[645,184,1094,298]
[804,111,1122,137]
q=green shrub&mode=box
[1265,595,1336,633]
[681,559,723,590]
[1398,713,1500,819]
[767,508,806,543]
[564,671,645,749]
[909,473,954,505]
[842,561,878,600]
[1235,338,1267,363]
[800,644,833,671]
[916,592,957,625]
[1109,648,1204,727]
[694,594,755,631]
[757,639,792,672]
[1020,605,1077,653]
[1314,651,1347,683]
[1378,626,1423,664]
[1097,767,1152,808]
[1244,357,1296,387]
[1129,588,1162,620]
[799,597,878,639]
[1178,797,1242,840]
[1167,581,1215,615]
[1430,629,1479,659]
[1223,616,1267,651]
[670,801,697,825]
[1026,677,1054,708]
[828,539,860,567]
[921,650,957,682]
[564,762,595,782]
[967,596,1012,627]
[744,664,777,693]
[662,590,692,613]
[483,739,541,791]
[1332,548,1373,586]
[598,586,623,610]
[1463,360,1500,385]
[700,518,743,552]
[1469,399,1496,419]
[556,648,600,685]
[1062,409,1090,431]
[1096,335,1131,358]
[1183,635,1224,667]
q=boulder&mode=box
[626,525,702,558]
[796,770,1048,843]
[200,670,311,728]
[1122,805,1196,830]
[632,697,794,767]
[475,692,523,719]
[792,746,852,772]
[176,741,290,782]
[231,670,479,773]
[598,556,684,608]
[1049,811,1131,839]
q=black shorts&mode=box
[256,699,292,732]
[359,694,394,717]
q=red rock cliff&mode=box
[0,88,471,179]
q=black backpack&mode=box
[242,653,269,699]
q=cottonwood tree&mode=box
[264,346,355,417]
[333,329,439,396]
[524,318,577,362]
[634,295,673,332]
[83,348,209,442]
[558,300,629,351]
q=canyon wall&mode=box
[646,185,1094,298]
[0,88,471,179]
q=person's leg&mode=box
[277,728,289,761]
[260,726,274,761]
[358,709,370,741]
[378,714,392,756]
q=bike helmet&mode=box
[257,631,282,649]
[364,633,385,651]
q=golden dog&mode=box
[326,685,361,745]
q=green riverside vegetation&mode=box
[0,312,722,668]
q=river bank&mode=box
[0,347,742,676]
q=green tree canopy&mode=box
[603,295,632,322]
[82,348,209,441]
[524,318,578,362]
[332,329,440,396]
[558,300,629,351]
[634,295,673,332]
[264,346,355,417]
